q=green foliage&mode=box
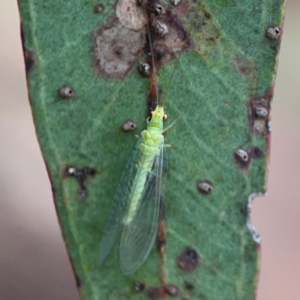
[18,0,285,299]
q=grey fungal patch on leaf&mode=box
[64,166,97,200]
[247,193,264,243]
[138,61,151,77]
[177,247,199,272]
[93,18,146,79]
[94,3,104,13]
[165,284,179,297]
[197,180,213,195]
[121,119,137,132]
[58,85,75,99]
[116,0,148,30]
[266,26,281,40]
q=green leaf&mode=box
[18,0,285,299]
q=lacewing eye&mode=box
[163,114,168,121]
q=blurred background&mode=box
[0,1,299,299]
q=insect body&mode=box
[99,106,167,275]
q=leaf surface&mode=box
[18,0,285,299]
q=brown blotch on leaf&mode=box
[177,247,199,272]
[233,55,254,78]
[20,27,34,73]
[184,3,220,57]
[165,284,180,297]
[147,287,162,299]
[151,11,192,67]
[93,18,146,79]
[75,274,81,287]
[94,3,105,13]
[249,94,272,135]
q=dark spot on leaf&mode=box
[205,12,211,18]
[252,147,264,159]
[184,282,195,291]
[121,119,137,132]
[240,202,248,219]
[147,287,162,299]
[197,180,213,195]
[63,166,97,200]
[58,85,75,99]
[134,281,145,292]
[114,46,123,57]
[94,3,104,13]
[154,49,168,62]
[185,3,220,56]
[75,274,81,287]
[165,284,179,297]
[177,247,199,272]
[20,27,34,73]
